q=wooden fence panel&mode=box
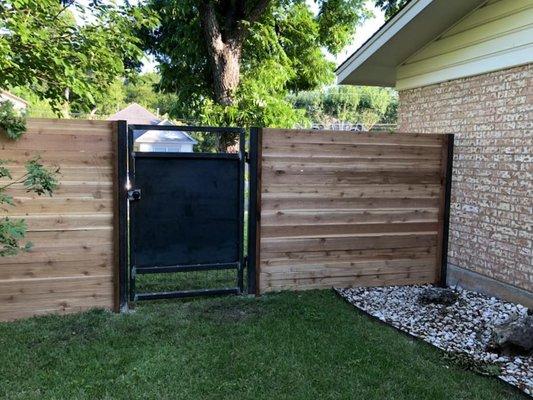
[256,128,452,293]
[0,119,118,321]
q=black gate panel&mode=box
[131,154,240,268]
[126,125,246,302]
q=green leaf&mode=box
[0,217,29,257]
[0,192,14,207]
[23,157,59,197]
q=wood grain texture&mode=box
[257,128,448,293]
[0,119,117,321]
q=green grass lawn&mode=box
[136,268,240,294]
[0,290,525,400]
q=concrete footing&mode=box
[447,263,533,309]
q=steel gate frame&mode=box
[117,124,248,307]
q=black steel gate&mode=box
[121,125,246,303]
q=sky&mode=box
[334,3,385,66]
[141,0,385,73]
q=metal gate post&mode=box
[127,126,136,303]
[116,120,129,312]
[440,134,454,287]
[247,127,261,294]
[238,128,246,294]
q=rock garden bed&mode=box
[336,285,532,396]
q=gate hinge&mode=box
[244,151,250,163]
[128,189,141,201]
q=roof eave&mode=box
[336,0,432,82]
[336,0,486,87]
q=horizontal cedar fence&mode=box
[255,128,452,293]
[0,119,119,321]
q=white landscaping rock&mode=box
[335,285,533,396]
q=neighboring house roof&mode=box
[108,103,197,144]
[135,120,198,145]
[108,103,160,126]
[336,0,492,87]
[0,90,28,109]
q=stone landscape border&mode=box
[334,285,533,396]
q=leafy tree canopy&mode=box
[124,72,177,117]
[375,0,409,19]
[0,0,157,115]
[289,85,397,129]
[80,73,178,118]
[8,87,56,118]
[142,0,371,129]
[11,72,178,119]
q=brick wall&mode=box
[398,64,532,293]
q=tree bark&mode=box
[199,0,270,106]
[62,87,70,119]
[210,43,242,106]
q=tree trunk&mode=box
[62,87,70,119]
[200,2,242,106]
[197,0,270,151]
[211,45,241,106]
[199,0,270,107]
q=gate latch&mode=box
[128,189,141,201]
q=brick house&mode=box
[337,0,532,306]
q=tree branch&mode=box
[233,0,270,43]
[0,173,29,191]
[245,0,270,24]
[199,0,224,51]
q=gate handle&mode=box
[128,189,141,201]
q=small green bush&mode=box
[0,101,26,140]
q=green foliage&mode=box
[7,87,56,118]
[375,0,410,19]
[124,73,177,116]
[0,156,58,257]
[189,60,310,151]
[22,158,59,197]
[288,85,398,129]
[0,217,29,257]
[0,0,157,115]
[0,160,12,180]
[318,0,372,54]
[198,60,309,128]
[81,79,127,117]
[65,73,179,119]
[381,94,399,124]
[143,0,369,129]
[0,101,26,140]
